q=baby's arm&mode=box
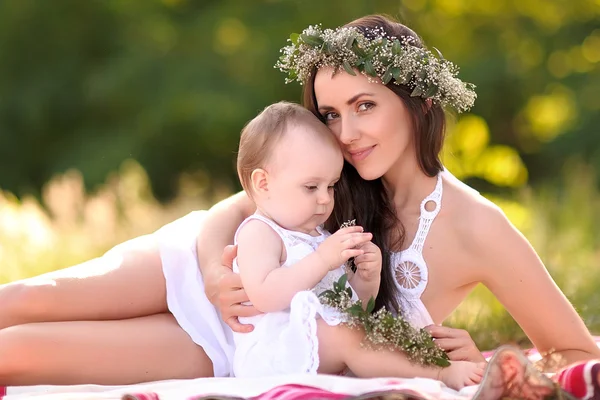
[349,241,382,308]
[236,220,332,313]
[237,222,371,313]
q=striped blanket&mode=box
[2,338,599,400]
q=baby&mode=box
[232,101,484,390]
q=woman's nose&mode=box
[339,117,360,144]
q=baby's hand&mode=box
[353,241,382,283]
[316,226,372,271]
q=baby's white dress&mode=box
[155,171,456,377]
[231,213,357,378]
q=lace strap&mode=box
[410,174,443,253]
[233,213,288,245]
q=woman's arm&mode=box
[196,191,258,332]
[196,191,255,299]
[472,204,600,364]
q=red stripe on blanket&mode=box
[0,386,6,399]
[249,384,347,400]
[555,360,600,400]
[122,393,159,400]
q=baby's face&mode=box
[261,125,343,234]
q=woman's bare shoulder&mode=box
[441,174,512,254]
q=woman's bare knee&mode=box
[0,326,31,383]
[0,283,37,329]
[0,236,168,326]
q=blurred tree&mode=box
[0,0,598,201]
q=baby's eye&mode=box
[305,185,318,191]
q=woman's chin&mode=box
[355,167,384,181]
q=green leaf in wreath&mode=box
[352,42,368,58]
[411,85,424,97]
[364,59,376,77]
[300,34,324,47]
[382,67,393,85]
[392,40,402,56]
[340,60,355,76]
[424,84,439,98]
[345,35,356,49]
[432,46,445,61]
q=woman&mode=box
[0,14,597,386]
[195,14,600,365]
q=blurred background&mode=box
[1,0,599,350]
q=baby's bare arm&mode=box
[236,220,329,313]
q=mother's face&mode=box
[313,68,415,181]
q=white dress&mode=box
[155,172,452,377]
[153,210,235,378]
[230,214,357,378]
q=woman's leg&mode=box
[0,235,168,329]
[315,319,484,391]
[0,313,213,386]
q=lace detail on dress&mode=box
[395,260,422,289]
[279,228,326,251]
[411,174,443,254]
[391,174,443,328]
[290,291,321,374]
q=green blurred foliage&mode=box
[0,0,599,200]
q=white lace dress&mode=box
[231,214,357,378]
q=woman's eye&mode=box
[358,102,374,112]
[305,186,318,191]
[323,112,339,121]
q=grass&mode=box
[1,159,599,351]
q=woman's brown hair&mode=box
[303,15,447,315]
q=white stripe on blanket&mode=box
[2,374,475,400]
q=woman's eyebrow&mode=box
[318,92,375,111]
[345,92,374,105]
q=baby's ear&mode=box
[250,168,269,194]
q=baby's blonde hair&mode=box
[237,101,337,197]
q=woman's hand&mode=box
[205,245,261,333]
[425,325,486,363]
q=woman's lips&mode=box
[348,145,375,162]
